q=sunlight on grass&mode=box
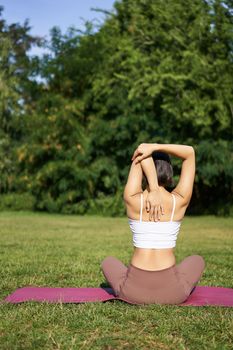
[0,212,232,349]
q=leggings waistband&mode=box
[129,263,176,273]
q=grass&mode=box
[0,212,233,350]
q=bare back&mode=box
[126,189,187,223]
[124,144,196,271]
[126,189,188,271]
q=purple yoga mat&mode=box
[2,286,233,306]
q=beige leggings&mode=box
[101,255,205,305]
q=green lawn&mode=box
[0,212,232,350]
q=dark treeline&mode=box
[0,0,232,216]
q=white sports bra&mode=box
[128,193,182,249]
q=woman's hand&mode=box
[131,143,157,163]
[146,189,164,221]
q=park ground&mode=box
[0,212,233,350]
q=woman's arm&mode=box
[132,143,194,162]
[124,149,161,200]
[140,156,159,191]
[140,156,164,220]
[123,156,164,221]
[123,159,143,200]
[132,143,195,206]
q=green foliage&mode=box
[0,136,15,193]
[0,6,41,194]
[193,140,233,216]
[0,193,35,211]
[0,1,232,215]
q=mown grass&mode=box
[0,212,232,350]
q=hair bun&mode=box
[152,151,171,164]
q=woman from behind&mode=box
[101,143,205,305]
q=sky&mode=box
[1,0,116,55]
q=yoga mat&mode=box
[2,286,233,306]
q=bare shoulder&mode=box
[125,190,187,221]
[124,192,143,220]
[171,189,192,209]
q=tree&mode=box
[1,1,232,215]
[0,7,40,193]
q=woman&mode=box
[101,143,205,305]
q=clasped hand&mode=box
[131,143,164,221]
[146,189,164,221]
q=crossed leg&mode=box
[101,255,205,299]
[101,256,128,296]
[176,255,205,296]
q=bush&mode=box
[59,190,126,216]
[0,193,36,211]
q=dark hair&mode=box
[146,151,173,187]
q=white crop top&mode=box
[128,193,182,249]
